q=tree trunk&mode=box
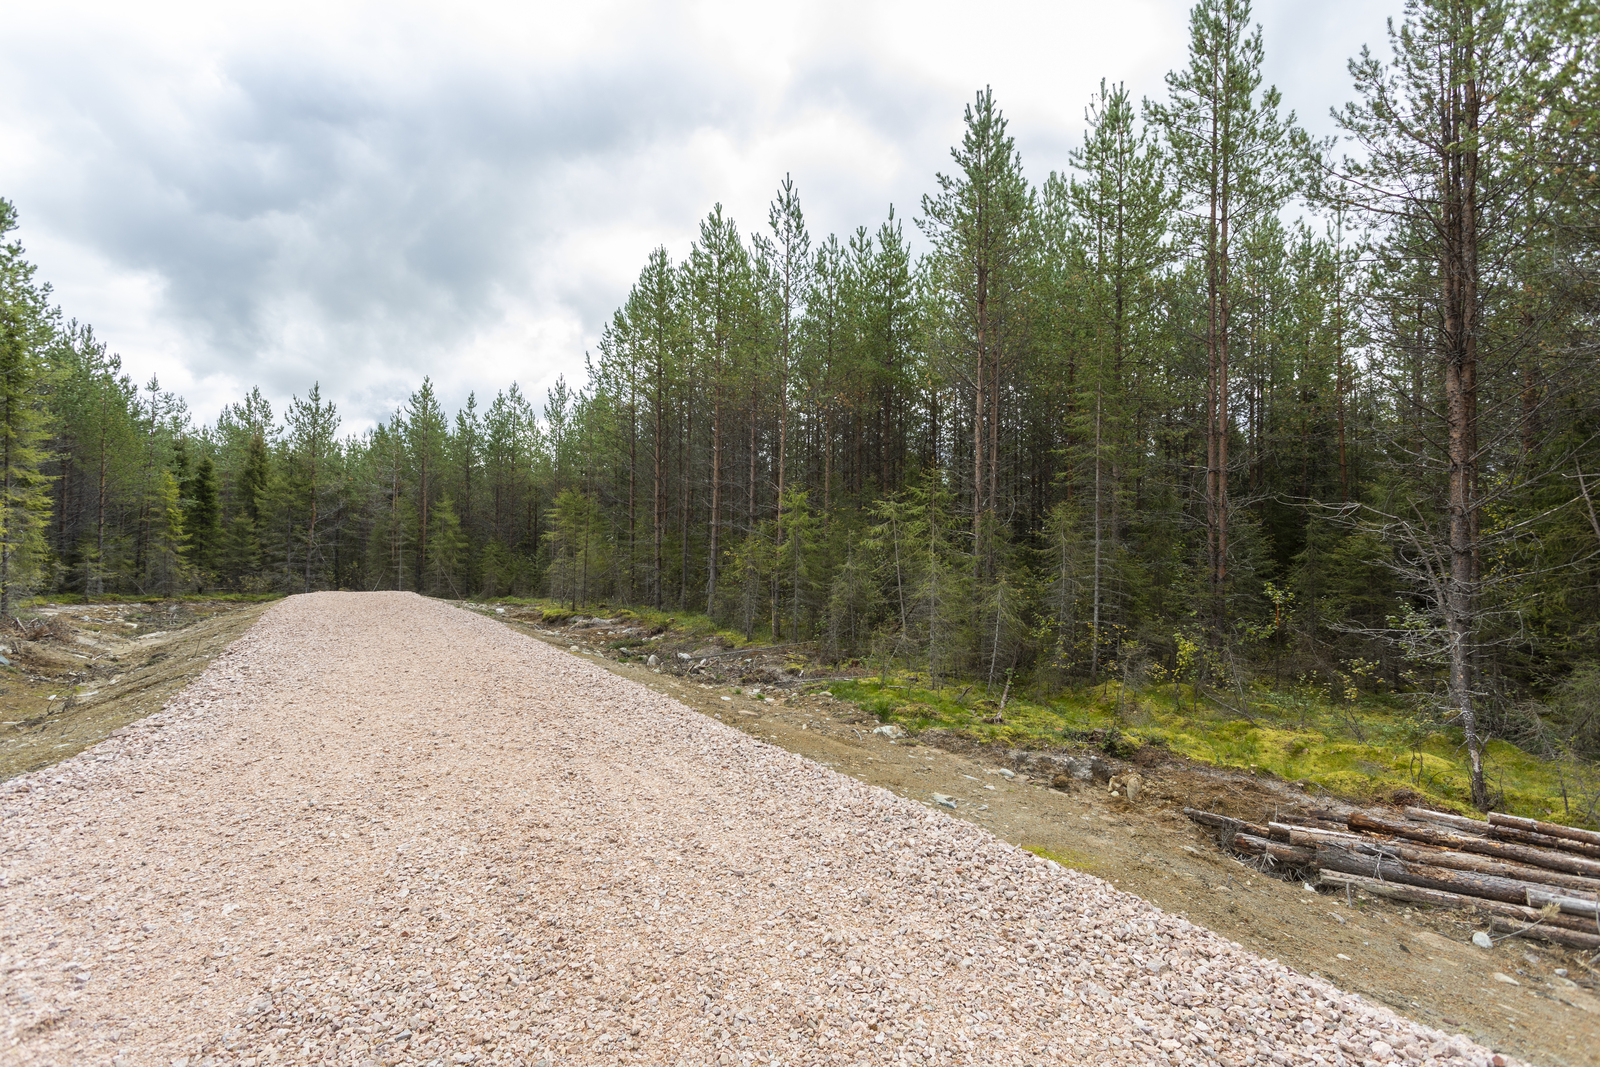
[653,351,664,610]
[94,398,108,596]
[1441,6,1487,810]
[973,264,987,558]
[707,385,722,614]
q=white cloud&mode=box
[0,0,1402,433]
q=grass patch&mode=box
[1023,844,1103,875]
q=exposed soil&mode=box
[500,607,1600,1067]
[0,600,271,782]
[2,594,1516,1067]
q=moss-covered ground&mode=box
[822,672,1595,826]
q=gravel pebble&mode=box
[1,593,1514,1066]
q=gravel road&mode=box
[1,593,1511,1067]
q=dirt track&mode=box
[1,593,1512,1066]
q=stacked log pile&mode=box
[1185,805,1600,950]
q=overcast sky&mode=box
[0,0,1403,434]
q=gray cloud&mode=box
[0,0,1403,431]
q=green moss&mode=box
[824,674,1596,829]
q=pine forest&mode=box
[3,0,1598,816]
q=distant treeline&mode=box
[1,0,1596,799]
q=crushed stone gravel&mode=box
[1,592,1514,1067]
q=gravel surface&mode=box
[1,593,1512,1067]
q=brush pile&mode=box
[1186,804,1600,950]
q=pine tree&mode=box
[183,455,222,582]
[1065,78,1174,675]
[144,469,188,595]
[1331,0,1535,808]
[287,383,340,591]
[0,200,56,616]
[406,379,448,592]
[761,176,812,637]
[918,88,1034,564]
[424,496,468,596]
[219,513,260,590]
[686,205,754,615]
[1149,0,1309,639]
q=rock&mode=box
[647,654,660,667]
[872,724,906,739]
[996,768,1015,779]
[931,793,957,809]
[569,645,580,652]
[1370,1039,1392,1058]
[1491,972,1519,985]
[1107,772,1144,802]
[1471,931,1493,949]
[494,607,505,615]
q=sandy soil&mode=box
[1,594,1520,1066]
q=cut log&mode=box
[1526,887,1600,919]
[1270,823,1363,847]
[1272,814,1350,833]
[1313,843,1590,907]
[1340,838,1600,895]
[1350,811,1600,879]
[1487,916,1600,951]
[1486,823,1600,861]
[1317,870,1600,935]
[1183,808,1272,840]
[1489,812,1600,849]
[1403,807,1492,835]
[1231,832,1316,866]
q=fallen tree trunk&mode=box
[1349,812,1600,879]
[1183,808,1272,840]
[1489,812,1600,850]
[1231,832,1316,867]
[1486,823,1600,861]
[1280,822,1600,893]
[1403,806,1600,857]
[1487,916,1600,951]
[1313,844,1584,906]
[1271,813,1350,833]
[1403,807,1492,835]
[1317,870,1600,937]
[1268,822,1363,846]
[1526,887,1600,919]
